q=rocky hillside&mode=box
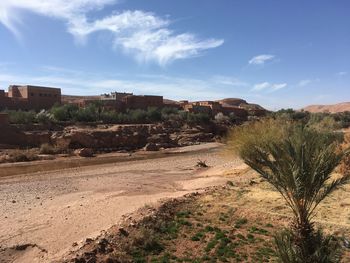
[217,98,266,110]
[0,122,227,151]
[303,102,350,113]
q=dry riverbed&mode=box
[0,143,243,263]
[61,166,350,263]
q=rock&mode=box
[249,179,258,186]
[75,148,94,157]
[177,132,215,146]
[97,238,109,253]
[74,258,86,263]
[85,238,94,243]
[143,143,159,151]
[119,228,129,236]
[147,133,170,144]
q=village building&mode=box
[76,92,164,111]
[122,95,164,110]
[101,92,133,101]
[0,85,265,119]
[0,85,61,111]
[181,100,253,119]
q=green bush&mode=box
[128,109,148,123]
[74,105,98,122]
[36,110,55,124]
[50,104,79,122]
[162,107,178,115]
[147,107,162,122]
[6,110,36,124]
[39,143,55,154]
[187,112,211,124]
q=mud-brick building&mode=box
[183,103,213,115]
[101,92,133,101]
[98,91,134,111]
[0,85,61,111]
[0,113,9,125]
[122,95,163,110]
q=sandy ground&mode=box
[0,143,242,263]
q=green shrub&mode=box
[50,104,79,122]
[161,107,179,116]
[36,110,55,124]
[147,107,162,122]
[187,112,211,124]
[74,105,98,122]
[6,110,36,124]
[8,149,39,162]
[128,109,148,123]
[39,143,55,154]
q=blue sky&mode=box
[0,0,349,110]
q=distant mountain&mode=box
[303,102,350,113]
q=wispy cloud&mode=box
[211,76,248,87]
[297,78,320,87]
[298,79,312,87]
[336,71,347,76]
[252,82,287,92]
[249,54,275,65]
[115,28,223,66]
[0,1,224,65]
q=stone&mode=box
[143,143,159,151]
[75,148,94,157]
[119,228,129,236]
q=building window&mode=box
[39,93,42,97]
[30,93,34,96]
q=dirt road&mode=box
[0,143,242,262]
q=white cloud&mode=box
[252,82,287,92]
[249,54,275,65]
[0,1,224,65]
[116,29,224,66]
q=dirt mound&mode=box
[303,102,350,113]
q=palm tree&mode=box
[233,123,349,262]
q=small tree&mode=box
[230,120,349,262]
